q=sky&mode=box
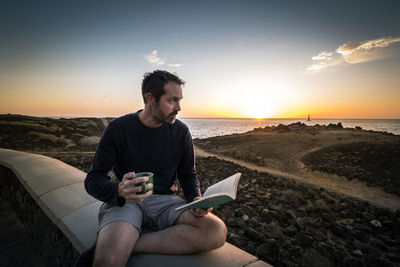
[1,0,400,119]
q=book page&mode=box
[175,173,241,211]
[203,173,240,198]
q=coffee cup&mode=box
[133,172,154,194]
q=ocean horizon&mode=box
[3,113,399,139]
[180,118,400,139]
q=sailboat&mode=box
[307,114,311,121]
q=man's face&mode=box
[151,81,183,124]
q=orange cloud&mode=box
[306,36,400,73]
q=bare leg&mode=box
[133,210,227,254]
[93,222,140,267]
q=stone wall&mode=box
[0,165,79,266]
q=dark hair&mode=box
[141,70,185,103]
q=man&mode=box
[84,70,227,267]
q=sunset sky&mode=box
[1,0,400,119]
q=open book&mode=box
[175,173,241,211]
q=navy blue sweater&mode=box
[84,112,201,206]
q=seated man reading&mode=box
[83,70,227,267]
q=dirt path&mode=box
[195,146,400,211]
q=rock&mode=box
[376,234,397,246]
[321,212,336,223]
[370,219,382,227]
[256,239,280,264]
[221,207,235,218]
[332,246,350,265]
[234,208,244,217]
[381,220,394,229]
[295,217,307,230]
[279,210,296,225]
[282,189,299,203]
[356,223,372,233]
[248,216,260,226]
[226,218,244,227]
[369,237,388,251]
[301,248,334,267]
[304,201,316,213]
[286,210,297,220]
[330,224,348,239]
[365,255,394,267]
[315,199,329,211]
[228,233,246,247]
[386,252,400,263]
[312,229,327,242]
[350,229,368,242]
[243,194,252,199]
[282,225,297,237]
[295,232,313,247]
[346,257,365,266]
[268,203,282,212]
[243,227,265,243]
[367,246,382,257]
[260,209,273,224]
[263,226,284,239]
[351,249,363,257]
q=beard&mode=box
[152,105,177,124]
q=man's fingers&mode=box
[122,171,135,180]
[122,172,149,183]
[144,190,153,197]
[189,208,210,217]
[122,177,149,191]
[126,190,152,203]
[120,171,152,203]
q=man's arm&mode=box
[84,122,123,205]
[177,128,201,202]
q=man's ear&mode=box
[144,93,154,106]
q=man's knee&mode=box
[94,222,139,267]
[93,253,123,267]
[199,215,227,251]
[210,216,228,248]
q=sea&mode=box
[179,118,400,139]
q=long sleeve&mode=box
[177,129,201,202]
[84,122,123,205]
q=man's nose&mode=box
[175,102,181,111]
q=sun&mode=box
[244,104,274,119]
[233,78,293,119]
[240,87,277,119]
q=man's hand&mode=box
[118,172,153,203]
[188,197,213,217]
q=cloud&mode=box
[145,50,165,65]
[311,51,333,61]
[168,63,183,67]
[306,37,400,74]
[144,50,183,67]
[306,51,344,72]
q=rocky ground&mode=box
[1,114,400,266]
[196,156,400,267]
[302,141,400,196]
[194,122,400,197]
[0,114,111,152]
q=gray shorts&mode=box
[98,194,187,234]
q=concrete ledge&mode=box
[0,148,271,266]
